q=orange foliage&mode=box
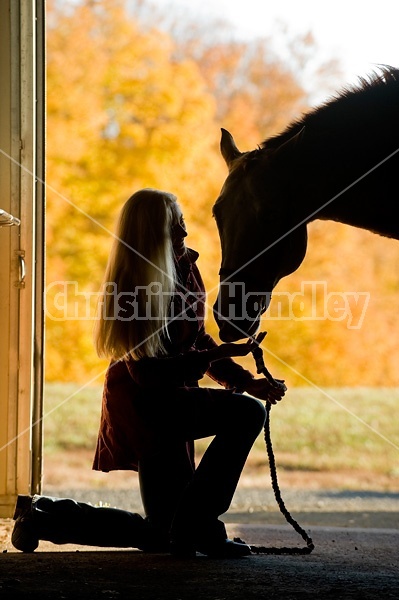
[44,0,399,388]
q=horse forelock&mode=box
[241,147,265,171]
[224,149,262,175]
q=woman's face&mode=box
[171,203,187,257]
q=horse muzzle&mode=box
[213,284,271,342]
[217,318,260,342]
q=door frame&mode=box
[0,0,45,517]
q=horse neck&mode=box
[282,151,399,241]
[312,198,399,240]
[301,181,399,240]
[272,72,399,241]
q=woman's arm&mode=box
[194,328,256,390]
[125,352,210,387]
[125,341,258,388]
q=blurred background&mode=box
[42,0,399,493]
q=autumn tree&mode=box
[46,0,219,380]
[44,0,399,388]
[46,0,318,382]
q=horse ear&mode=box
[220,128,242,168]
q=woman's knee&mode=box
[228,394,266,433]
[245,395,267,429]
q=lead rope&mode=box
[235,333,315,555]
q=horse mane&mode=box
[337,64,399,99]
[260,65,399,151]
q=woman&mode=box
[92,188,285,557]
[11,188,285,556]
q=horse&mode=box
[212,66,399,342]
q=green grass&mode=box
[44,384,399,478]
[251,387,399,476]
[44,382,103,452]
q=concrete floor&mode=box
[1,522,399,599]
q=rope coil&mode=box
[241,333,314,555]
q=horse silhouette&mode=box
[213,66,399,342]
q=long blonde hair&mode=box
[94,189,179,360]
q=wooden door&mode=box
[0,0,45,517]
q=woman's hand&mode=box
[207,337,287,404]
[209,339,258,362]
[244,378,287,405]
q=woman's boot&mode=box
[11,495,158,552]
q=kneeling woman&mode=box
[92,188,284,557]
[11,189,285,556]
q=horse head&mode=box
[212,128,308,342]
